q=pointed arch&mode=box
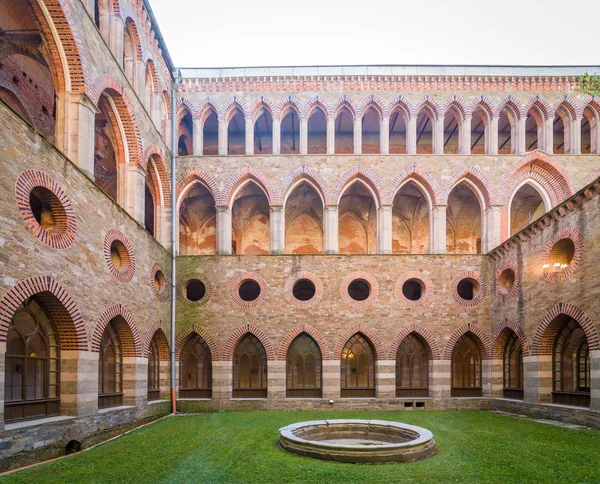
[387,325,441,360]
[492,319,529,358]
[386,165,441,207]
[143,324,170,360]
[222,324,275,361]
[331,96,357,119]
[223,166,276,207]
[552,96,580,121]
[471,96,495,121]
[176,167,221,208]
[333,325,384,360]
[198,98,220,123]
[441,166,497,207]
[175,324,219,360]
[251,97,275,121]
[331,166,384,207]
[143,146,171,208]
[222,98,249,122]
[92,304,142,357]
[280,166,330,206]
[443,323,491,360]
[525,96,551,121]
[277,324,331,360]
[176,98,198,119]
[303,96,330,119]
[124,17,143,59]
[387,95,414,119]
[358,95,384,120]
[442,96,469,120]
[497,96,525,119]
[415,96,441,120]
[277,95,301,120]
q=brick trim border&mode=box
[176,168,221,208]
[387,325,441,360]
[491,319,529,358]
[333,325,385,360]
[103,230,136,283]
[222,166,277,206]
[531,303,599,356]
[222,324,275,361]
[143,322,170,360]
[150,264,168,300]
[441,166,497,207]
[229,271,268,309]
[0,276,87,350]
[175,324,219,361]
[284,271,323,308]
[451,271,487,308]
[395,271,434,307]
[339,271,379,308]
[277,324,332,360]
[176,272,213,307]
[541,228,583,282]
[331,166,384,207]
[280,165,330,206]
[495,262,520,302]
[92,304,142,357]
[15,170,77,249]
[385,166,441,206]
[443,323,492,360]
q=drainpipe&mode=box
[170,71,179,414]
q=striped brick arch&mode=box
[331,166,384,207]
[387,325,441,360]
[443,323,492,360]
[223,166,277,207]
[175,168,221,207]
[415,96,441,119]
[441,166,497,208]
[143,322,170,360]
[0,276,87,350]
[280,165,331,206]
[531,303,599,356]
[175,324,219,361]
[385,165,441,206]
[333,325,385,360]
[277,324,332,361]
[491,319,529,358]
[91,304,142,357]
[222,324,275,361]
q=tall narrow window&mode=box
[503,332,523,400]
[396,333,429,397]
[98,321,123,409]
[232,334,267,398]
[341,333,375,398]
[286,334,322,398]
[179,334,212,398]
[451,333,482,397]
[4,298,60,422]
[147,337,160,401]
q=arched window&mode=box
[451,333,482,397]
[177,108,193,156]
[179,334,212,398]
[362,106,381,154]
[553,319,590,407]
[178,182,217,255]
[280,106,300,154]
[338,181,377,254]
[509,183,547,236]
[444,105,462,154]
[286,334,322,398]
[254,107,273,154]
[396,333,429,397]
[471,106,490,154]
[148,337,160,401]
[526,107,544,152]
[98,321,123,409]
[307,106,327,154]
[202,108,219,155]
[231,182,270,255]
[446,182,482,254]
[389,105,409,154]
[503,332,523,400]
[284,181,323,254]
[498,106,518,154]
[416,106,435,154]
[335,106,354,154]
[392,181,430,253]
[227,107,245,155]
[232,334,267,398]
[582,105,598,154]
[341,333,375,398]
[4,298,59,422]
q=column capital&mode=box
[215,204,231,214]
[269,204,284,212]
[324,204,339,212]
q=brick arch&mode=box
[441,166,497,207]
[497,96,525,119]
[176,99,196,122]
[176,167,221,208]
[387,325,441,360]
[385,165,441,206]
[198,99,220,124]
[223,166,277,206]
[443,323,491,360]
[471,96,495,121]
[525,96,552,120]
[442,96,469,119]
[124,17,143,59]
[302,96,330,119]
[144,59,159,93]
[277,95,301,120]
[277,324,332,361]
[175,324,219,361]
[251,97,275,121]
[415,96,441,119]
[145,151,171,208]
[280,165,330,206]
[358,95,385,119]
[92,304,142,357]
[222,97,249,122]
[143,323,170,360]
[583,168,600,187]
[222,324,276,361]
[387,95,414,119]
[492,319,529,358]
[552,96,580,120]
[532,303,599,356]
[331,96,357,119]
[331,165,384,207]
[333,325,385,360]
[581,97,600,119]
[0,276,88,350]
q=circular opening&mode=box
[29,186,66,234]
[292,279,316,301]
[402,279,424,301]
[239,279,261,302]
[154,270,166,294]
[457,278,479,301]
[65,440,81,455]
[347,279,371,301]
[185,279,206,302]
[498,269,515,295]
[110,240,129,272]
[549,238,575,268]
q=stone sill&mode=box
[230,398,268,401]
[148,399,170,405]
[544,403,591,411]
[177,398,211,401]
[492,397,525,403]
[5,415,74,431]
[98,405,135,414]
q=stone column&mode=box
[123,356,148,407]
[380,116,390,154]
[430,359,450,400]
[378,205,393,254]
[323,205,339,254]
[484,205,502,253]
[542,117,554,153]
[218,117,227,155]
[272,117,281,155]
[461,115,472,155]
[571,116,582,155]
[433,115,445,154]
[523,355,552,404]
[489,116,499,155]
[0,343,5,428]
[268,360,285,401]
[62,350,99,417]
[216,205,232,255]
[353,118,362,154]
[327,116,335,154]
[125,163,147,225]
[211,360,231,409]
[269,205,284,254]
[245,117,253,155]
[160,359,170,400]
[376,360,395,399]
[407,117,417,154]
[490,358,503,398]
[322,360,341,400]
[135,59,146,95]
[590,349,600,411]
[156,206,172,249]
[110,16,124,65]
[516,117,527,154]
[299,117,308,154]
[193,118,203,155]
[430,205,447,254]
[482,359,493,398]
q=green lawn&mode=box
[2,411,599,483]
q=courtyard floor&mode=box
[2,410,599,483]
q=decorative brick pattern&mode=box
[103,229,136,283]
[176,168,221,207]
[441,166,497,207]
[451,271,487,307]
[276,95,301,120]
[387,325,441,360]
[331,165,384,207]
[491,319,529,358]
[145,150,172,208]
[251,97,275,121]
[302,96,330,119]
[442,96,469,119]
[284,271,323,308]
[277,324,332,360]
[175,324,219,360]
[583,168,600,188]
[176,98,197,120]
[443,323,492,360]
[387,95,414,118]
[92,304,142,357]
[222,324,275,361]
[198,98,219,123]
[176,271,213,307]
[532,303,600,355]
[150,263,168,300]
[223,166,277,206]
[357,95,384,119]
[385,165,441,206]
[470,96,495,120]
[333,325,385,360]
[125,18,143,59]
[496,95,525,119]
[331,95,357,118]
[541,228,583,282]
[143,323,170,360]
[339,271,379,308]
[15,170,77,249]
[551,96,580,120]
[221,97,249,121]
[494,262,520,302]
[525,96,552,119]
[395,271,434,307]
[415,95,441,119]
[280,165,330,206]
[228,271,268,309]
[0,276,87,350]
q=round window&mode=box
[498,269,515,295]
[347,279,371,301]
[457,278,479,301]
[239,279,261,302]
[292,279,316,301]
[402,279,424,301]
[186,279,206,302]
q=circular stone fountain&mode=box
[278,419,436,464]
